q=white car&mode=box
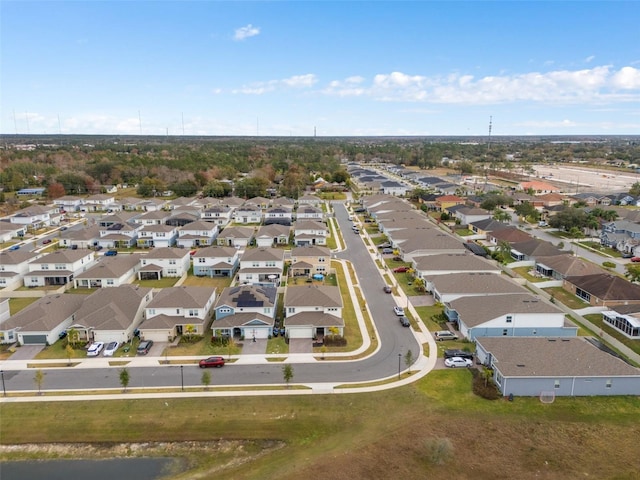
[87,342,104,357]
[102,341,120,357]
[444,357,473,368]
[393,306,405,316]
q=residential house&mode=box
[0,250,43,289]
[140,286,216,342]
[264,205,293,226]
[25,249,96,287]
[97,212,139,228]
[97,221,142,249]
[136,224,179,248]
[293,220,329,246]
[426,272,525,303]
[192,246,240,277]
[601,304,640,339]
[0,293,85,345]
[176,221,219,248]
[70,285,153,344]
[211,285,277,339]
[295,205,324,221]
[53,195,83,212]
[445,293,575,340]
[216,225,255,248]
[284,285,344,339]
[234,204,262,224]
[380,180,410,196]
[133,210,171,226]
[563,273,640,307]
[533,254,605,280]
[392,228,466,262]
[412,253,501,282]
[138,247,190,279]
[297,194,323,207]
[245,196,271,209]
[469,218,513,238]
[434,195,465,211]
[82,194,115,212]
[600,220,640,255]
[517,181,560,194]
[73,253,142,288]
[10,205,53,230]
[485,226,532,246]
[475,337,640,397]
[255,224,291,247]
[58,224,101,250]
[508,238,565,261]
[201,205,234,227]
[289,245,331,277]
[450,206,492,226]
[0,221,26,242]
[238,247,285,286]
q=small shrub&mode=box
[180,334,203,345]
[470,367,501,400]
[423,437,453,465]
[323,335,347,347]
[211,336,230,346]
[602,261,616,269]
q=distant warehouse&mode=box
[16,188,45,196]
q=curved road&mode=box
[0,203,421,394]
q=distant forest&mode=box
[1,135,639,201]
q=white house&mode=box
[140,286,217,342]
[0,250,44,289]
[284,285,344,339]
[10,205,53,230]
[176,221,219,248]
[25,249,96,287]
[238,247,285,286]
[216,226,254,248]
[53,195,84,212]
[191,246,239,277]
[234,205,262,224]
[298,194,323,206]
[133,210,171,226]
[211,285,277,339]
[201,205,234,227]
[82,194,116,212]
[97,221,142,249]
[136,224,179,248]
[58,224,101,250]
[264,205,293,225]
[293,220,329,246]
[73,253,142,288]
[295,205,324,221]
[255,224,291,247]
[137,247,190,279]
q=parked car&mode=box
[42,239,52,245]
[136,340,154,355]
[393,306,405,316]
[434,330,459,341]
[383,285,392,294]
[382,248,394,254]
[60,226,68,231]
[199,356,225,368]
[444,356,473,368]
[377,242,391,249]
[444,349,474,360]
[398,316,410,327]
[631,257,640,262]
[393,266,409,273]
[8,245,20,251]
[105,250,118,256]
[272,326,279,337]
[103,341,120,357]
[87,342,105,357]
[353,228,360,234]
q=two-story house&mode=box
[237,248,285,286]
[284,285,344,339]
[234,204,262,224]
[10,205,53,230]
[0,250,44,289]
[97,221,142,249]
[192,246,240,277]
[201,205,234,227]
[211,285,277,339]
[25,249,96,287]
[139,286,216,342]
[176,221,219,248]
[82,194,116,212]
[295,205,324,221]
[293,220,329,246]
[264,205,293,226]
[73,253,142,288]
[289,245,331,277]
[137,247,190,279]
[136,224,179,248]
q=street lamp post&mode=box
[398,353,402,380]
[180,365,184,392]
[1,370,5,396]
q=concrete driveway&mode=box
[7,345,44,361]
[288,338,312,354]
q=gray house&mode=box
[212,285,277,340]
[476,337,640,397]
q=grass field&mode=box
[1,370,639,480]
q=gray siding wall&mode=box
[469,326,578,340]
[499,375,640,397]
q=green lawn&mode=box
[543,286,590,309]
[133,277,181,288]
[584,313,640,357]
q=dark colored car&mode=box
[105,250,118,256]
[383,285,392,294]
[136,340,154,355]
[444,349,474,360]
[393,266,409,273]
[398,316,410,327]
[42,239,52,245]
[272,326,279,337]
[8,245,20,251]
[199,356,225,368]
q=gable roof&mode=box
[75,253,142,279]
[510,238,565,257]
[565,274,640,302]
[285,285,342,308]
[535,254,606,277]
[147,286,215,309]
[192,246,238,258]
[240,247,285,262]
[1,294,85,331]
[291,245,331,257]
[216,285,277,309]
[429,272,525,295]
[144,247,189,260]
[413,253,500,273]
[74,285,152,330]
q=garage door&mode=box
[21,334,47,345]
[287,327,313,339]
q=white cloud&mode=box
[234,24,260,41]
[233,74,317,95]
[282,74,317,88]
[585,55,595,63]
[611,66,640,89]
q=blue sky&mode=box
[2,1,639,136]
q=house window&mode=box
[502,329,508,336]
[168,269,177,275]
[188,309,198,317]
[554,380,560,389]
[606,380,612,389]
[169,260,176,265]
[288,307,295,314]
[219,307,231,314]
[198,258,206,263]
[106,279,114,285]
[42,264,49,270]
[176,309,180,314]
[148,309,155,315]
[266,261,276,267]
[55,264,65,270]
[506,315,512,323]
[252,262,260,267]
[318,257,325,263]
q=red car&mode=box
[199,356,225,368]
[631,257,640,262]
[393,266,409,273]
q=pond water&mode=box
[1,457,183,480]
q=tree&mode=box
[67,327,79,348]
[184,324,196,341]
[492,210,511,223]
[119,368,130,392]
[404,349,415,373]
[203,180,232,198]
[282,364,294,388]
[47,182,66,199]
[34,369,45,395]
[201,370,211,391]
[630,182,640,196]
[65,344,74,366]
[496,240,512,264]
[625,264,640,283]
[137,177,167,197]
[169,180,198,197]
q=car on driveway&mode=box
[87,342,105,356]
[383,285,392,294]
[434,330,459,341]
[199,356,225,368]
[136,340,154,355]
[393,306,405,316]
[398,316,410,327]
[105,250,118,256]
[103,341,120,357]
[444,349,473,360]
[631,257,640,262]
[377,242,391,249]
[444,357,473,368]
[382,248,394,254]
[393,266,409,273]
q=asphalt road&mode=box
[1,203,420,392]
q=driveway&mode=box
[241,338,267,355]
[288,338,313,354]
[7,345,44,361]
